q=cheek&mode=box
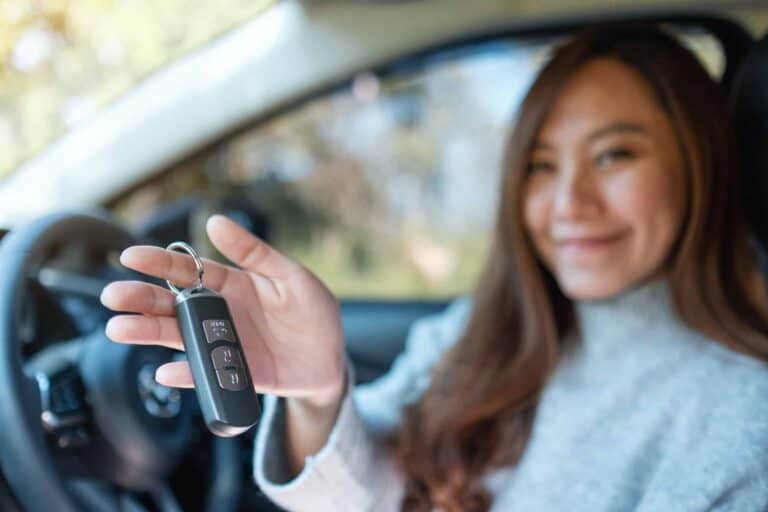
[610,163,684,253]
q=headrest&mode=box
[730,31,768,250]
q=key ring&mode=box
[165,241,205,295]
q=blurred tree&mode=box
[0,0,275,176]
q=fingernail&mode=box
[207,213,226,225]
[154,365,170,385]
[119,248,132,266]
[104,317,117,340]
[99,283,113,306]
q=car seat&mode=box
[730,30,768,268]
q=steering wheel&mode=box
[0,211,241,511]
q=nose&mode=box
[552,162,602,221]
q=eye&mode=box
[594,147,635,168]
[526,160,556,174]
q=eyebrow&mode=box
[586,121,649,142]
[531,121,650,152]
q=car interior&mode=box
[0,6,767,512]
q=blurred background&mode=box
[0,1,727,299]
[0,0,274,176]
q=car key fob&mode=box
[166,242,261,437]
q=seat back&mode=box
[730,31,768,254]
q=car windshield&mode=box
[0,0,277,180]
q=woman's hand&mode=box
[100,214,346,408]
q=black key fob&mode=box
[166,242,261,437]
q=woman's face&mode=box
[523,57,686,300]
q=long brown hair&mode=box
[386,22,768,511]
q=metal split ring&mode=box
[165,241,205,295]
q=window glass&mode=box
[113,27,724,299]
[0,0,276,178]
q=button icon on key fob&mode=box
[211,345,242,368]
[210,345,248,391]
[203,319,235,343]
[217,367,248,391]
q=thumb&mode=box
[205,214,302,278]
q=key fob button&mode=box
[216,367,248,391]
[202,319,236,343]
[211,346,243,370]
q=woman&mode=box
[100,22,768,511]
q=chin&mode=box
[554,272,630,301]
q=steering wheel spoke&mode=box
[24,338,93,451]
[36,367,91,449]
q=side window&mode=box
[112,27,723,299]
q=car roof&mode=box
[0,0,765,227]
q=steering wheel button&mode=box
[216,368,248,391]
[202,319,235,343]
[211,346,243,370]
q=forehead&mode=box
[536,57,669,140]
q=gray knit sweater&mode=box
[252,277,768,511]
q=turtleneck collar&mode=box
[570,276,686,359]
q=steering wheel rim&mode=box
[0,210,196,511]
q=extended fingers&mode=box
[119,246,233,292]
[206,214,303,278]
[105,314,183,351]
[100,280,175,316]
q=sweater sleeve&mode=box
[252,296,473,512]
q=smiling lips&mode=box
[556,231,628,255]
